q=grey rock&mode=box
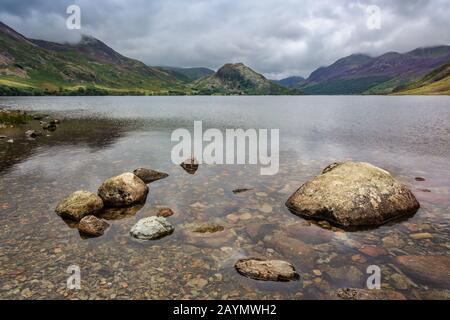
[286,162,420,227]
[235,258,299,281]
[130,216,174,240]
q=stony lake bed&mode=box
[0,96,449,300]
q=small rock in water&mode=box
[0,135,7,139]
[130,216,174,240]
[193,224,225,233]
[98,172,149,207]
[133,168,169,184]
[232,188,253,194]
[286,162,420,228]
[55,191,104,221]
[188,278,208,289]
[283,222,334,244]
[42,122,57,131]
[259,203,273,213]
[324,266,364,286]
[78,215,109,237]
[415,177,426,181]
[235,258,299,282]
[183,227,235,248]
[180,156,199,174]
[336,288,406,300]
[25,130,42,138]
[410,233,433,240]
[156,207,174,218]
[394,255,450,288]
[358,245,388,257]
[7,139,13,143]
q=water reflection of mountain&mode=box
[0,118,131,173]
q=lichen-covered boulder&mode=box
[235,258,299,282]
[130,216,174,240]
[286,162,420,228]
[133,168,169,184]
[55,191,104,221]
[98,173,149,207]
[78,215,109,237]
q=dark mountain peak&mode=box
[308,53,373,82]
[341,53,372,61]
[0,21,35,45]
[217,62,257,75]
[72,34,128,65]
[79,34,102,45]
[194,62,294,94]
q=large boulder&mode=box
[133,168,169,184]
[55,191,104,221]
[130,216,174,240]
[235,258,299,282]
[98,173,149,207]
[286,162,420,228]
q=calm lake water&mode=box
[0,96,449,300]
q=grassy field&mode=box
[394,77,450,95]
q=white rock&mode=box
[130,216,174,240]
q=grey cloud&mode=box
[0,0,449,79]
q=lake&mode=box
[0,96,449,299]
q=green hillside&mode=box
[394,61,450,95]
[193,63,299,95]
[0,22,188,95]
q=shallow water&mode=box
[0,96,449,300]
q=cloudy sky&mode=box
[1,0,450,79]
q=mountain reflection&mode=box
[0,118,131,173]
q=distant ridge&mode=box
[297,46,450,94]
[0,21,449,95]
[272,76,305,88]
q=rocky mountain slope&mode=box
[298,46,450,94]
[0,21,188,95]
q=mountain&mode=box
[0,21,188,95]
[394,61,450,95]
[193,63,298,95]
[159,66,214,81]
[272,76,305,88]
[299,46,450,94]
